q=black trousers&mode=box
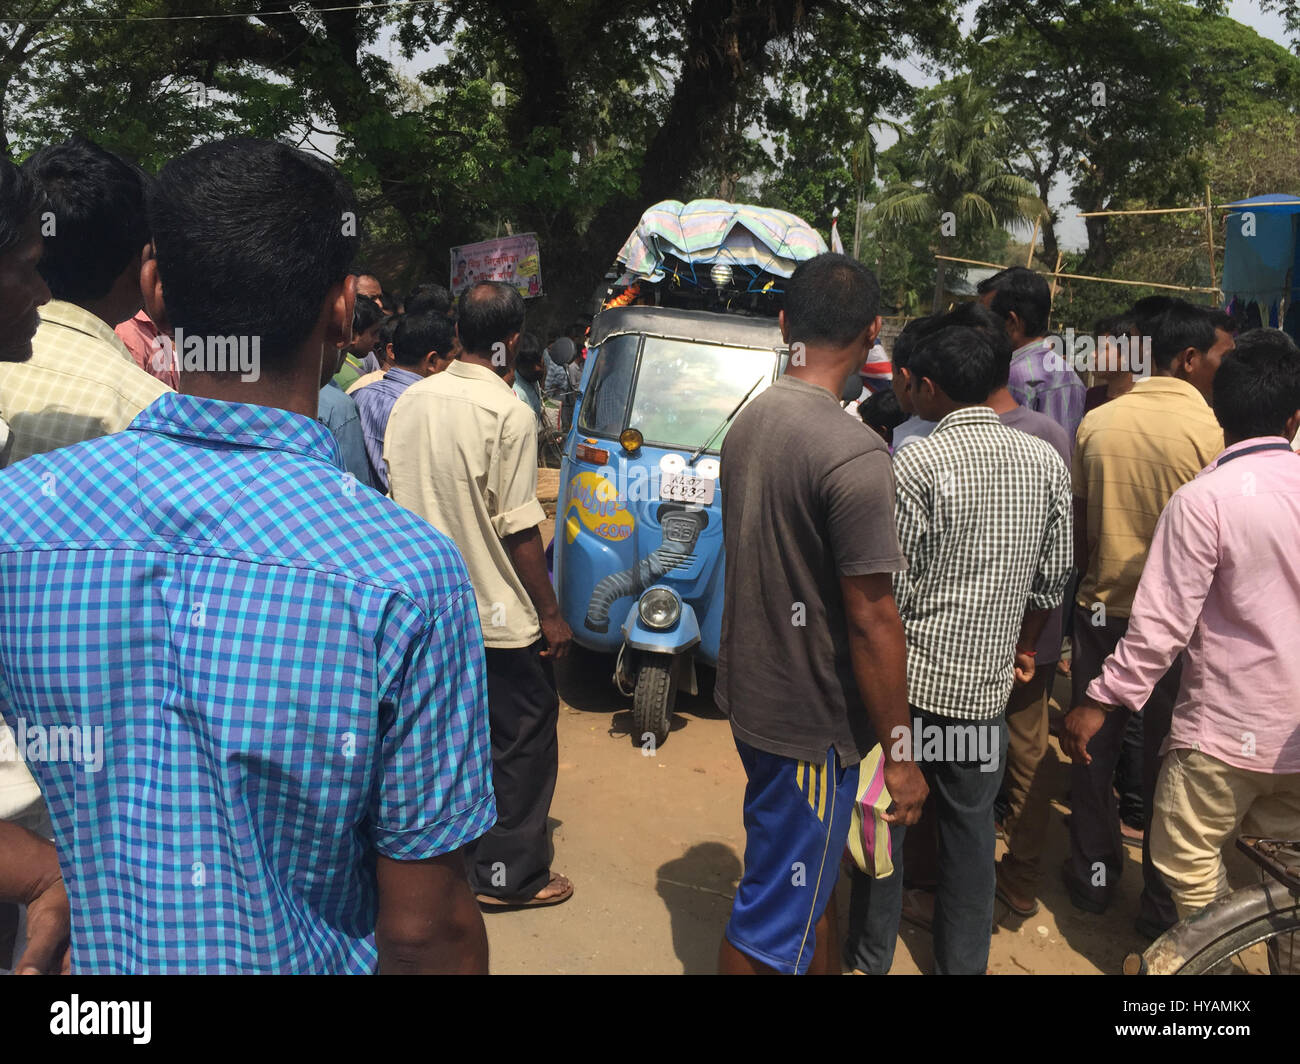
[465,641,559,900]
[1068,605,1178,930]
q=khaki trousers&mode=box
[1151,747,1300,917]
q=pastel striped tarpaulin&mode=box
[616,199,828,284]
[845,744,894,878]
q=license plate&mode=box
[660,471,715,505]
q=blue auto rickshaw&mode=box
[554,307,790,743]
[552,199,828,744]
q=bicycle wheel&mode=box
[1129,878,1300,974]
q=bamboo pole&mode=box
[1048,250,1064,302]
[932,253,1220,294]
[1078,201,1300,217]
[933,253,1018,270]
[1204,184,1216,291]
[1037,269,1218,295]
[1026,214,1040,266]
[1076,206,1205,217]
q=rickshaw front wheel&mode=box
[633,654,677,748]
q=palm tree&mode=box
[873,77,1044,312]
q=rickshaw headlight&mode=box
[620,428,643,453]
[638,588,681,630]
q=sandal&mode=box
[476,871,574,909]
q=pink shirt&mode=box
[114,310,179,390]
[1089,437,1300,774]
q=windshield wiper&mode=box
[687,376,765,464]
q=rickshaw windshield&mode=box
[579,333,778,451]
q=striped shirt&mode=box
[0,393,494,973]
[0,299,170,465]
[1007,338,1086,452]
[353,367,422,491]
[892,406,1073,719]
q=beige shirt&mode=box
[385,359,546,648]
[0,300,171,464]
[346,369,386,395]
[1073,375,1224,616]
[0,720,42,822]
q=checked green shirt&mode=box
[0,299,170,465]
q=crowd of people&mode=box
[715,259,1299,975]
[0,135,579,974]
[0,133,1296,976]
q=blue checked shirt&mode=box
[0,393,495,973]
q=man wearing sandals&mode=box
[387,281,575,910]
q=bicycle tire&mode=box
[1134,878,1300,974]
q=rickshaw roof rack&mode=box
[588,305,784,350]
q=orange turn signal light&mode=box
[620,428,643,453]
[576,443,609,465]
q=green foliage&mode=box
[973,0,1300,272]
[871,77,1041,311]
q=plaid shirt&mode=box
[1007,338,1086,453]
[353,367,422,492]
[0,393,494,973]
[892,406,1072,719]
[0,299,171,465]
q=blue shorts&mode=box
[725,738,859,974]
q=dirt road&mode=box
[487,472,1161,974]
[483,649,1165,974]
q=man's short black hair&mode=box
[148,137,359,376]
[352,293,385,336]
[908,324,999,403]
[892,315,938,371]
[1095,311,1141,338]
[457,281,525,356]
[976,266,1051,338]
[860,388,905,430]
[0,157,43,256]
[1211,329,1300,441]
[1148,299,1222,370]
[1129,295,1177,334]
[377,312,401,350]
[939,301,1014,386]
[404,282,451,318]
[783,253,881,347]
[22,135,151,304]
[517,332,543,368]
[392,311,455,367]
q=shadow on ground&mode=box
[655,842,742,974]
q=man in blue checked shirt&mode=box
[0,137,496,974]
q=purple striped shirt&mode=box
[1007,339,1086,454]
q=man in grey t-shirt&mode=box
[716,253,928,977]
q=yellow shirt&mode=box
[1073,375,1223,616]
[384,359,546,648]
[0,300,171,465]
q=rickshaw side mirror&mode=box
[548,337,577,366]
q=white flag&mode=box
[830,206,845,255]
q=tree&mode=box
[972,0,1300,271]
[4,0,962,329]
[871,77,1042,312]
